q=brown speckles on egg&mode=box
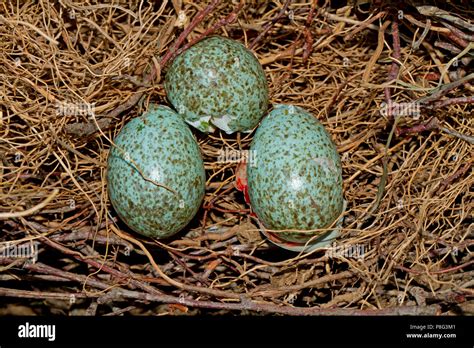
[106,105,206,239]
[165,36,268,134]
[247,104,344,244]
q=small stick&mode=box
[434,41,462,54]
[110,225,241,300]
[160,0,221,67]
[51,228,133,250]
[344,11,386,41]
[444,31,469,49]
[388,20,401,81]
[0,15,59,45]
[20,261,113,291]
[64,118,113,137]
[175,0,245,57]
[301,1,316,63]
[436,161,472,195]
[424,72,440,81]
[438,126,474,144]
[416,5,474,31]
[103,306,136,316]
[0,189,59,219]
[0,285,441,316]
[396,117,474,144]
[366,115,400,217]
[404,14,449,34]
[362,20,391,84]
[412,19,431,50]
[305,0,316,26]
[437,43,474,86]
[0,287,94,301]
[432,96,474,108]
[249,271,354,298]
[323,10,379,31]
[168,251,212,287]
[384,19,401,108]
[442,22,474,42]
[324,78,350,115]
[249,0,292,49]
[396,260,474,275]
[418,73,474,104]
[396,117,439,137]
[368,18,401,218]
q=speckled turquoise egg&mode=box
[165,36,268,134]
[247,105,344,247]
[107,105,206,239]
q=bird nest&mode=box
[0,1,472,316]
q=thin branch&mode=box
[175,0,245,57]
[432,96,474,108]
[439,126,474,144]
[418,73,474,104]
[384,19,401,108]
[436,161,473,195]
[396,117,439,137]
[344,11,386,41]
[0,285,441,315]
[160,0,221,67]
[249,0,292,49]
[0,189,59,219]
